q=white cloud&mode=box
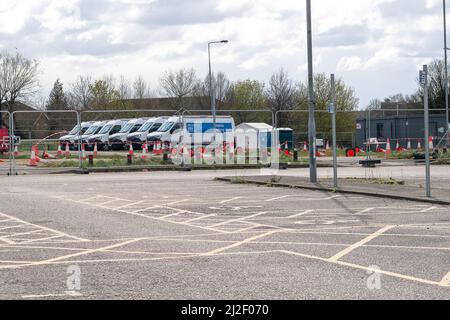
[0,0,447,108]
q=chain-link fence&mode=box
[3,107,449,177]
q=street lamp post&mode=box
[208,40,228,160]
[444,0,450,138]
[306,0,317,183]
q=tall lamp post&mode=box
[306,0,317,182]
[444,1,450,138]
[208,40,229,157]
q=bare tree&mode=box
[133,75,148,99]
[201,71,231,101]
[367,98,382,110]
[0,51,40,117]
[159,68,198,99]
[265,69,296,126]
[68,75,93,110]
[118,75,131,100]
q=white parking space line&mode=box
[286,210,315,219]
[203,231,279,256]
[165,199,190,206]
[279,250,444,287]
[220,197,242,204]
[356,208,374,214]
[132,206,158,213]
[210,212,268,228]
[439,271,450,286]
[265,195,290,202]
[0,212,89,243]
[184,214,217,223]
[97,199,124,206]
[78,196,103,203]
[420,206,438,213]
[328,225,396,262]
[115,201,146,210]
[22,291,83,299]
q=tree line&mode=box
[1,49,361,135]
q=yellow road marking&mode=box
[328,225,396,262]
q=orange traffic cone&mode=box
[28,148,38,167]
[32,145,41,162]
[429,136,434,149]
[81,144,87,161]
[303,142,308,152]
[93,143,98,158]
[57,144,62,156]
[386,139,391,155]
[128,143,134,156]
[65,143,71,158]
[141,143,147,160]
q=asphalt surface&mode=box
[0,170,449,300]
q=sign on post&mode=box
[420,70,427,85]
[328,103,335,114]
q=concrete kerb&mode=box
[215,176,450,206]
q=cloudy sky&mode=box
[0,0,447,108]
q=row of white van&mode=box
[59,116,235,151]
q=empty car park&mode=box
[0,169,449,300]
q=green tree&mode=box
[287,73,359,144]
[226,80,269,124]
[46,79,68,110]
[46,79,69,134]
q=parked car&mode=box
[109,118,146,150]
[59,122,93,149]
[147,115,235,151]
[87,120,128,151]
[127,117,168,150]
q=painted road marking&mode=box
[115,201,146,210]
[278,250,444,287]
[210,212,268,228]
[265,195,290,202]
[420,206,438,213]
[286,210,315,219]
[220,197,242,204]
[185,214,217,223]
[22,291,83,299]
[328,225,396,262]
[0,212,89,243]
[203,231,278,256]
[357,208,374,214]
[439,271,450,286]
[165,199,190,206]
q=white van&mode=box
[59,122,93,148]
[127,117,168,149]
[109,118,146,150]
[146,115,234,150]
[87,119,128,151]
[62,121,107,149]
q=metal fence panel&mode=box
[0,111,12,176]
[11,110,80,175]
